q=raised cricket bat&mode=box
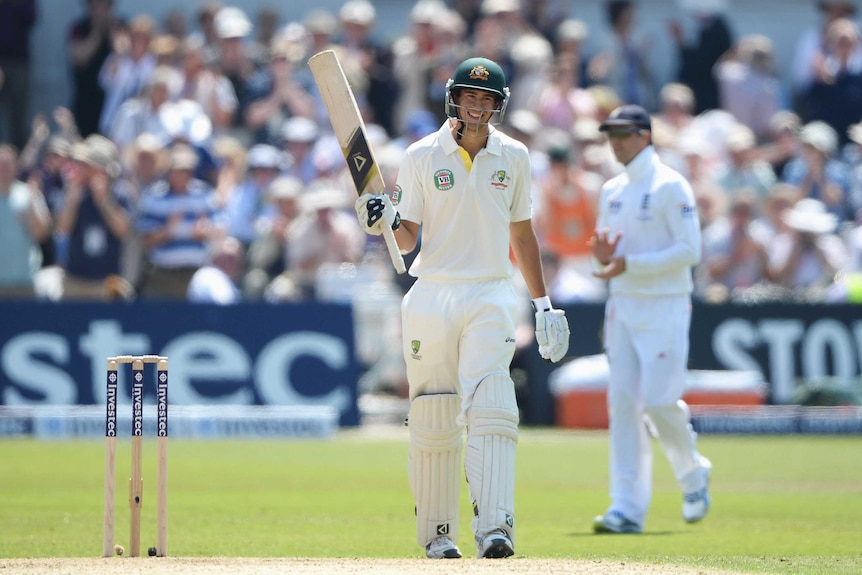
[308,49,407,274]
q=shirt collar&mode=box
[439,121,502,157]
[625,145,657,181]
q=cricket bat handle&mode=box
[383,224,407,274]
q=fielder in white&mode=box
[588,104,712,534]
[355,57,569,559]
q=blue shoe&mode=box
[592,510,642,534]
[683,459,711,523]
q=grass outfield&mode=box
[0,428,860,574]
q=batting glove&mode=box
[354,193,400,236]
[534,299,570,363]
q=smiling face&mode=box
[452,88,499,135]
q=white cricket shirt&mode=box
[395,123,533,280]
[596,146,702,296]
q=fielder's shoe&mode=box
[592,510,642,534]
[425,536,462,559]
[476,528,514,559]
[683,459,712,523]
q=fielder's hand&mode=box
[354,193,400,236]
[535,308,570,363]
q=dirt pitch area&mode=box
[0,557,751,575]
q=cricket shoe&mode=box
[683,458,712,523]
[476,528,514,558]
[425,536,462,559]
[592,510,642,534]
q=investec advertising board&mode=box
[0,301,359,426]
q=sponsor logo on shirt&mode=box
[609,200,622,214]
[434,169,454,191]
[389,185,402,206]
[680,203,697,218]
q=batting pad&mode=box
[408,394,463,547]
[465,374,519,542]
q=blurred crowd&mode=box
[1,0,862,308]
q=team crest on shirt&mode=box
[490,170,509,190]
[389,185,402,206]
[434,169,454,190]
[411,340,422,359]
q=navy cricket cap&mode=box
[599,104,652,132]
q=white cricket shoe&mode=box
[592,510,643,534]
[476,528,514,558]
[425,536,462,559]
[683,458,712,523]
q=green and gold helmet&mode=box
[445,57,510,123]
[450,57,507,99]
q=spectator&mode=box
[716,123,777,204]
[391,0,451,134]
[670,0,733,114]
[759,110,802,178]
[533,132,605,302]
[56,137,133,300]
[187,235,244,304]
[303,9,339,57]
[280,116,319,184]
[97,14,158,135]
[136,143,219,299]
[0,0,38,150]
[244,38,315,145]
[26,135,72,268]
[714,34,782,141]
[219,143,286,247]
[698,193,769,302]
[588,0,658,111]
[652,83,696,141]
[781,120,852,219]
[109,65,213,151]
[243,174,303,299]
[248,6,280,69]
[212,5,258,138]
[287,186,364,299]
[67,0,122,137]
[553,18,590,89]
[187,1,223,63]
[765,197,849,297]
[178,36,239,135]
[533,51,598,133]
[337,0,400,136]
[0,144,51,298]
[803,18,862,147]
[791,0,861,108]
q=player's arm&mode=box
[509,219,547,299]
[511,218,569,363]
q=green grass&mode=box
[1,429,861,574]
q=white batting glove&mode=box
[354,193,399,236]
[534,305,570,363]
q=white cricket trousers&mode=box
[401,277,519,422]
[603,293,703,526]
